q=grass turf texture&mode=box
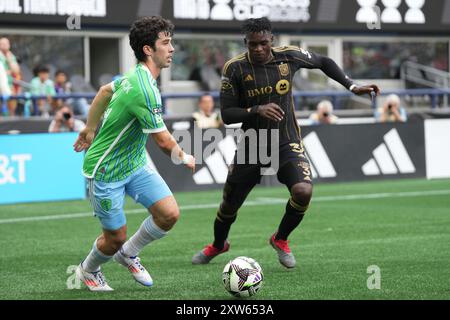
[0,178,449,300]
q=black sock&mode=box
[213,211,236,250]
[275,198,308,241]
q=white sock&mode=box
[121,216,167,257]
[82,239,113,272]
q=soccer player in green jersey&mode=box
[73,16,195,291]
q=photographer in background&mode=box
[48,104,85,133]
[376,94,407,123]
[192,93,222,128]
[309,100,338,125]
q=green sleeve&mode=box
[130,90,166,134]
[111,76,123,93]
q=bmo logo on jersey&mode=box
[247,80,291,98]
[247,86,273,98]
[0,154,32,185]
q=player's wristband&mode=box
[349,84,357,92]
[181,152,194,165]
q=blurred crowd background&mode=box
[1,0,449,127]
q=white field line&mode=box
[0,189,449,225]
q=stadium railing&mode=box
[1,88,450,116]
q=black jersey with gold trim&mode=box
[220,46,353,146]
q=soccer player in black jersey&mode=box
[192,17,380,268]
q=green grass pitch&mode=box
[0,178,449,300]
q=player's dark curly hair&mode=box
[129,16,174,62]
[241,17,272,35]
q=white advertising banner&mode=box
[425,119,450,179]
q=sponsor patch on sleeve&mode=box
[221,80,233,91]
[152,107,163,114]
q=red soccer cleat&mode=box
[270,233,296,268]
[192,241,230,264]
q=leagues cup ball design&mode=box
[222,256,264,298]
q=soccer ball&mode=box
[222,256,264,298]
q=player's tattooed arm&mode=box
[73,84,113,152]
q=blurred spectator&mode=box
[53,70,72,110]
[69,74,93,117]
[192,94,222,128]
[54,70,71,96]
[375,94,407,123]
[0,62,10,116]
[0,62,10,96]
[30,65,56,117]
[55,70,90,116]
[0,37,21,116]
[48,104,85,133]
[309,100,338,125]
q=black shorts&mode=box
[227,141,312,189]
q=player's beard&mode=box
[154,57,170,69]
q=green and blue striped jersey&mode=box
[83,63,166,182]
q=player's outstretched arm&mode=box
[308,54,381,99]
[73,84,113,152]
[151,130,195,173]
[350,84,381,99]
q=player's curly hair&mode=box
[241,17,272,35]
[129,16,174,62]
